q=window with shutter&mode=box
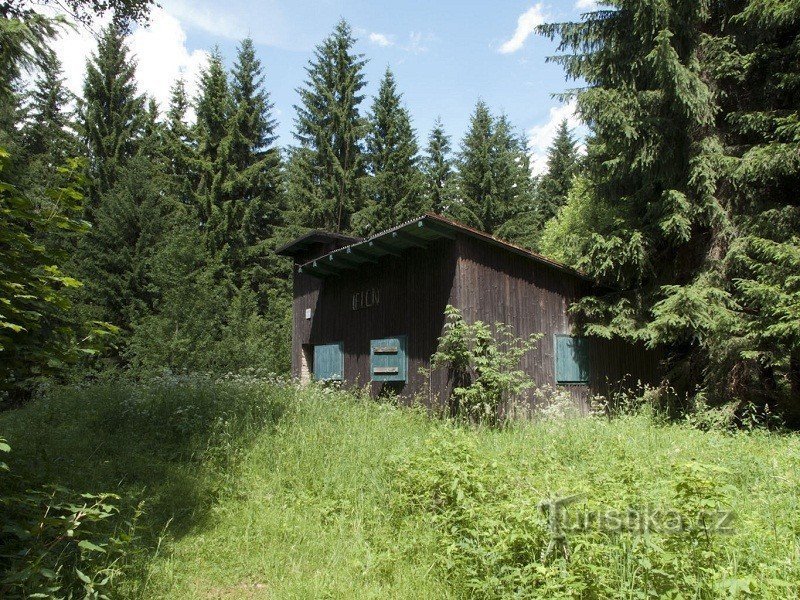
[555,335,590,384]
[370,336,407,382]
[314,342,344,381]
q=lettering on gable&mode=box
[352,288,380,311]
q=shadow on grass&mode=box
[0,376,291,546]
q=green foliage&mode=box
[391,414,798,598]
[3,0,156,29]
[429,305,540,424]
[20,52,79,195]
[535,120,579,223]
[194,47,233,236]
[0,149,114,400]
[457,102,534,235]
[0,438,129,599]
[1,382,799,597]
[538,0,800,416]
[505,119,580,251]
[0,375,293,596]
[422,117,454,215]
[291,19,368,233]
[539,176,612,266]
[354,68,425,235]
[81,23,145,214]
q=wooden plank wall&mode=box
[291,231,662,414]
[292,238,458,403]
[452,233,661,411]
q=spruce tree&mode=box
[456,103,532,234]
[163,78,196,208]
[77,154,184,335]
[355,67,424,234]
[22,53,77,161]
[539,0,800,419]
[82,23,144,214]
[712,1,800,423]
[138,96,164,161]
[291,19,367,233]
[21,52,79,193]
[194,48,232,230]
[456,101,495,230]
[225,37,284,295]
[491,114,534,231]
[498,118,577,250]
[535,119,578,225]
[423,117,454,215]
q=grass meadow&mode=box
[1,376,798,598]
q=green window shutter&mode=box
[314,342,344,381]
[555,335,590,384]
[370,336,407,382]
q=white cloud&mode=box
[575,0,600,9]
[526,100,585,176]
[162,0,290,49]
[404,31,430,54]
[499,4,546,54]
[128,7,209,113]
[51,6,208,120]
[165,0,246,42]
[368,32,394,47]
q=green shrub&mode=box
[428,305,540,424]
[390,420,799,599]
[0,438,134,599]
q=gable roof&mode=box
[290,213,592,282]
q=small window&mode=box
[314,342,344,381]
[370,336,407,382]
[555,335,590,384]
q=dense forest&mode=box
[1,0,799,426]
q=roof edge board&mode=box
[296,213,593,284]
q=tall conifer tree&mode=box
[291,19,367,232]
[23,53,76,161]
[423,118,454,215]
[225,37,284,294]
[163,78,196,207]
[21,52,79,194]
[491,114,534,230]
[194,48,232,231]
[535,119,578,224]
[539,0,800,418]
[457,103,532,234]
[82,23,144,214]
[356,67,424,233]
[457,101,495,229]
[499,118,578,250]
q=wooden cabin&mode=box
[277,213,660,412]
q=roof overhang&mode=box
[275,230,362,258]
[297,213,593,283]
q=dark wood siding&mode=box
[292,238,458,402]
[452,232,660,411]
[291,228,661,414]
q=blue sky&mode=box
[53,1,595,173]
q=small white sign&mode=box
[305,308,312,320]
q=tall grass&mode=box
[1,378,798,598]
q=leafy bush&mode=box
[390,421,799,599]
[0,438,133,599]
[428,305,540,424]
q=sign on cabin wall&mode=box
[352,288,380,311]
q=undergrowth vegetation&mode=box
[1,378,798,598]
